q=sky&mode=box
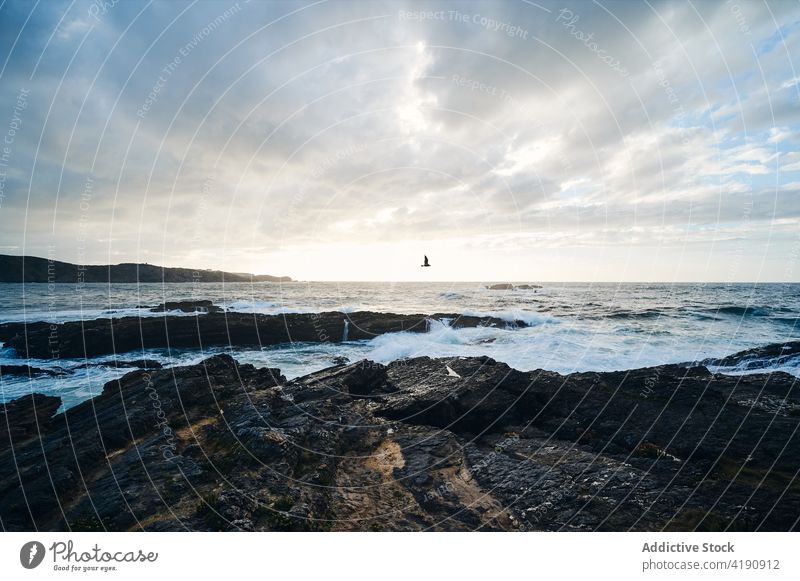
[0,0,798,282]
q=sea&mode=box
[1,282,799,409]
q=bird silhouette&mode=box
[421,255,431,267]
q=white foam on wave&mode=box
[707,355,800,378]
[709,364,800,378]
[221,300,281,312]
[360,317,735,375]
[460,308,559,326]
[366,319,506,363]
[362,320,601,372]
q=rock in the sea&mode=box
[1,354,798,531]
[74,358,164,370]
[701,341,800,371]
[150,300,222,314]
[0,311,520,358]
[0,364,64,377]
[486,283,541,290]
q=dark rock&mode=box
[341,360,391,397]
[0,354,285,531]
[150,300,222,314]
[486,283,541,290]
[284,359,393,403]
[378,356,540,433]
[0,364,64,377]
[0,393,61,441]
[0,355,798,532]
[700,340,800,371]
[74,358,164,370]
[0,311,519,359]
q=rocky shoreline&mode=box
[1,352,798,531]
[0,310,525,359]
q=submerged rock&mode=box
[0,364,64,377]
[74,358,164,370]
[1,355,798,531]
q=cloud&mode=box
[0,0,797,280]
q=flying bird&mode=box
[421,255,431,267]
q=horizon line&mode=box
[9,279,798,284]
[3,254,797,285]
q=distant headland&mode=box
[0,254,292,283]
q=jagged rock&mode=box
[0,311,521,359]
[0,355,798,532]
[283,360,393,403]
[378,356,542,432]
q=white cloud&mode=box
[0,0,797,280]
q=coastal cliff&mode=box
[0,254,292,283]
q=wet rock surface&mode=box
[149,300,223,314]
[74,359,164,370]
[1,355,798,531]
[0,364,64,377]
[702,340,800,371]
[0,311,524,359]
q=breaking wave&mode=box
[460,309,560,326]
[713,305,780,318]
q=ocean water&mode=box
[1,282,798,409]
